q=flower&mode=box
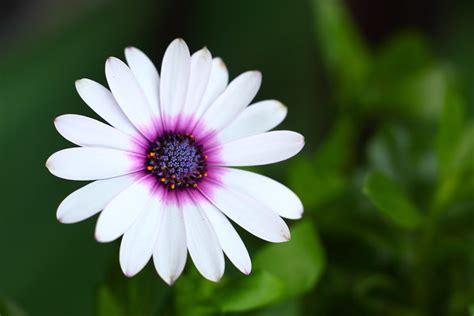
[46,38,304,284]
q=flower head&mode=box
[46,39,304,284]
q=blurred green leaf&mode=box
[254,220,326,297]
[366,123,437,197]
[374,33,433,78]
[312,0,370,105]
[0,297,28,316]
[97,286,126,316]
[314,118,355,170]
[437,87,465,180]
[363,171,423,229]
[362,33,446,118]
[250,300,302,316]
[174,267,220,316]
[354,274,402,311]
[366,125,413,183]
[96,264,170,316]
[434,123,474,211]
[290,157,346,211]
[215,271,286,313]
[290,118,354,210]
[180,221,325,314]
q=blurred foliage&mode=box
[0,297,28,316]
[1,0,474,315]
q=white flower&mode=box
[46,38,304,284]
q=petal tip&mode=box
[45,155,54,171]
[56,211,66,224]
[214,57,226,68]
[122,267,137,278]
[106,56,122,68]
[53,115,66,126]
[207,274,223,283]
[170,38,187,48]
[275,100,288,112]
[251,70,262,77]
[163,274,177,286]
[242,266,252,275]
[75,79,85,87]
[94,230,112,243]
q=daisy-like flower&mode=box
[46,39,304,284]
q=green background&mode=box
[1,0,474,315]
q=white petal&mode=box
[75,79,137,135]
[57,175,135,224]
[46,148,141,181]
[195,58,229,119]
[95,176,154,243]
[214,131,304,167]
[220,168,303,219]
[199,71,261,132]
[106,57,158,140]
[199,199,251,274]
[124,47,161,119]
[201,186,290,243]
[183,199,224,282]
[218,100,287,143]
[160,39,191,126]
[120,195,164,277]
[54,114,141,153]
[153,203,187,285]
[182,48,212,118]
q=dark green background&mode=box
[1,0,473,315]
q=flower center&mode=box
[145,133,208,190]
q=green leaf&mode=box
[194,221,324,314]
[289,157,346,210]
[433,124,474,211]
[254,221,326,297]
[374,33,433,79]
[250,300,302,316]
[0,297,28,316]
[362,33,447,119]
[314,118,355,170]
[173,267,220,316]
[96,286,126,316]
[215,271,286,313]
[289,118,354,211]
[311,0,370,105]
[96,264,171,316]
[363,171,423,229]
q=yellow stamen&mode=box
[146,165,154,171]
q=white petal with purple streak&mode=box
[214,131,304,167]
[95,176,154,243]
[46,147,141,181]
